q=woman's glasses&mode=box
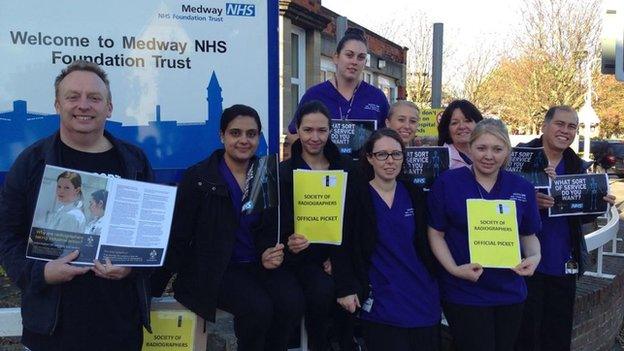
[370,150,403,161]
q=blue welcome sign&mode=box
[0,0,279,183]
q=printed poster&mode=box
[404,146,450,190]
[27,165,176,266]
[143,310,196,351]
[549,173,609,217]
[241,154,279,214]
[467,199,521,268]
[505,147,549,188]
[293,169,347,245]
[330,120,376,159]
[416,108,443,145]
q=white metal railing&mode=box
[584,206,621,279]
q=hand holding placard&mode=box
[451,263,483,282]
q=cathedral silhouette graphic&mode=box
[0,71,269,183]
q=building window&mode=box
[363,72,372,84]
[290,26,306,123]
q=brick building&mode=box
[279,0,408,133]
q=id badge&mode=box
[565,260,578,275]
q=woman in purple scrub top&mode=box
[428,118,542,351]
[437,100,484,169]
[287,28,389,134]
[334,128,441,351]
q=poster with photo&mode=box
[330,119,376,159]
[506,147,550,188]
[27,165,176,266]
[548,173,609,217]
[404,146,450,190]
[241,154,278,214]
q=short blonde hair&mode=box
[469,118,512,166]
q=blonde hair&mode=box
[387,100,420,120]
[469,118,512,166]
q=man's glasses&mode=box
[370,150,403,161]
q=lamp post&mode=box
[578,58,600,161]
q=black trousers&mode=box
[216,263,305,351]
[361,319,440,351]
[292,262,335,351]
[443,301,524,351]
[515,272,576,351]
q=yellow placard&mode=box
[143,310,196,351]
[467,199,520,268]
[416,108,443,138]
[293,169,347,245]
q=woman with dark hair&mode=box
[46,171,86,233]
[428,119,541,351]
[437,100,484,169]
[85,189,108,235]
[288,28,389,134]
[333,128,441,351]
[280,100,351,350]
[168,104,304,351]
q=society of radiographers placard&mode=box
[548,173,609,217]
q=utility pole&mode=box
[431,23,443,108]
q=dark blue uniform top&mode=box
[288,80,389,133]
[536,160,571,276]
[428,167,541,306]
[219,157,259,263]
[360,182,441,327]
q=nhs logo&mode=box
[226,3,255,16]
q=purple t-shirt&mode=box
[536,160,571,276]
[427,167,541,306]
[360,183,441,328]
[219,158,260,263]
[288,80,389,133]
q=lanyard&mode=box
[335,77,360,120]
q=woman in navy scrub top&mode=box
[428,118,541,351]
[334,128,441,351]
[437,100,484,169]
[168,105,304,351]
[280,100,351,351]
[287,28,389,134]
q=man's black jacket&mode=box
[0,131,154,335]
[521,137,595,275]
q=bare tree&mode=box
[477,0,602,133]
[377,11,455,108]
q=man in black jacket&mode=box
[516,106,615,351]
[0,60,153,351]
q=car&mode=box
[583,139,624,177]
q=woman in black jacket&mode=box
[333,128,441,351]
[168,104,304,351]
[280,100,351,350]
